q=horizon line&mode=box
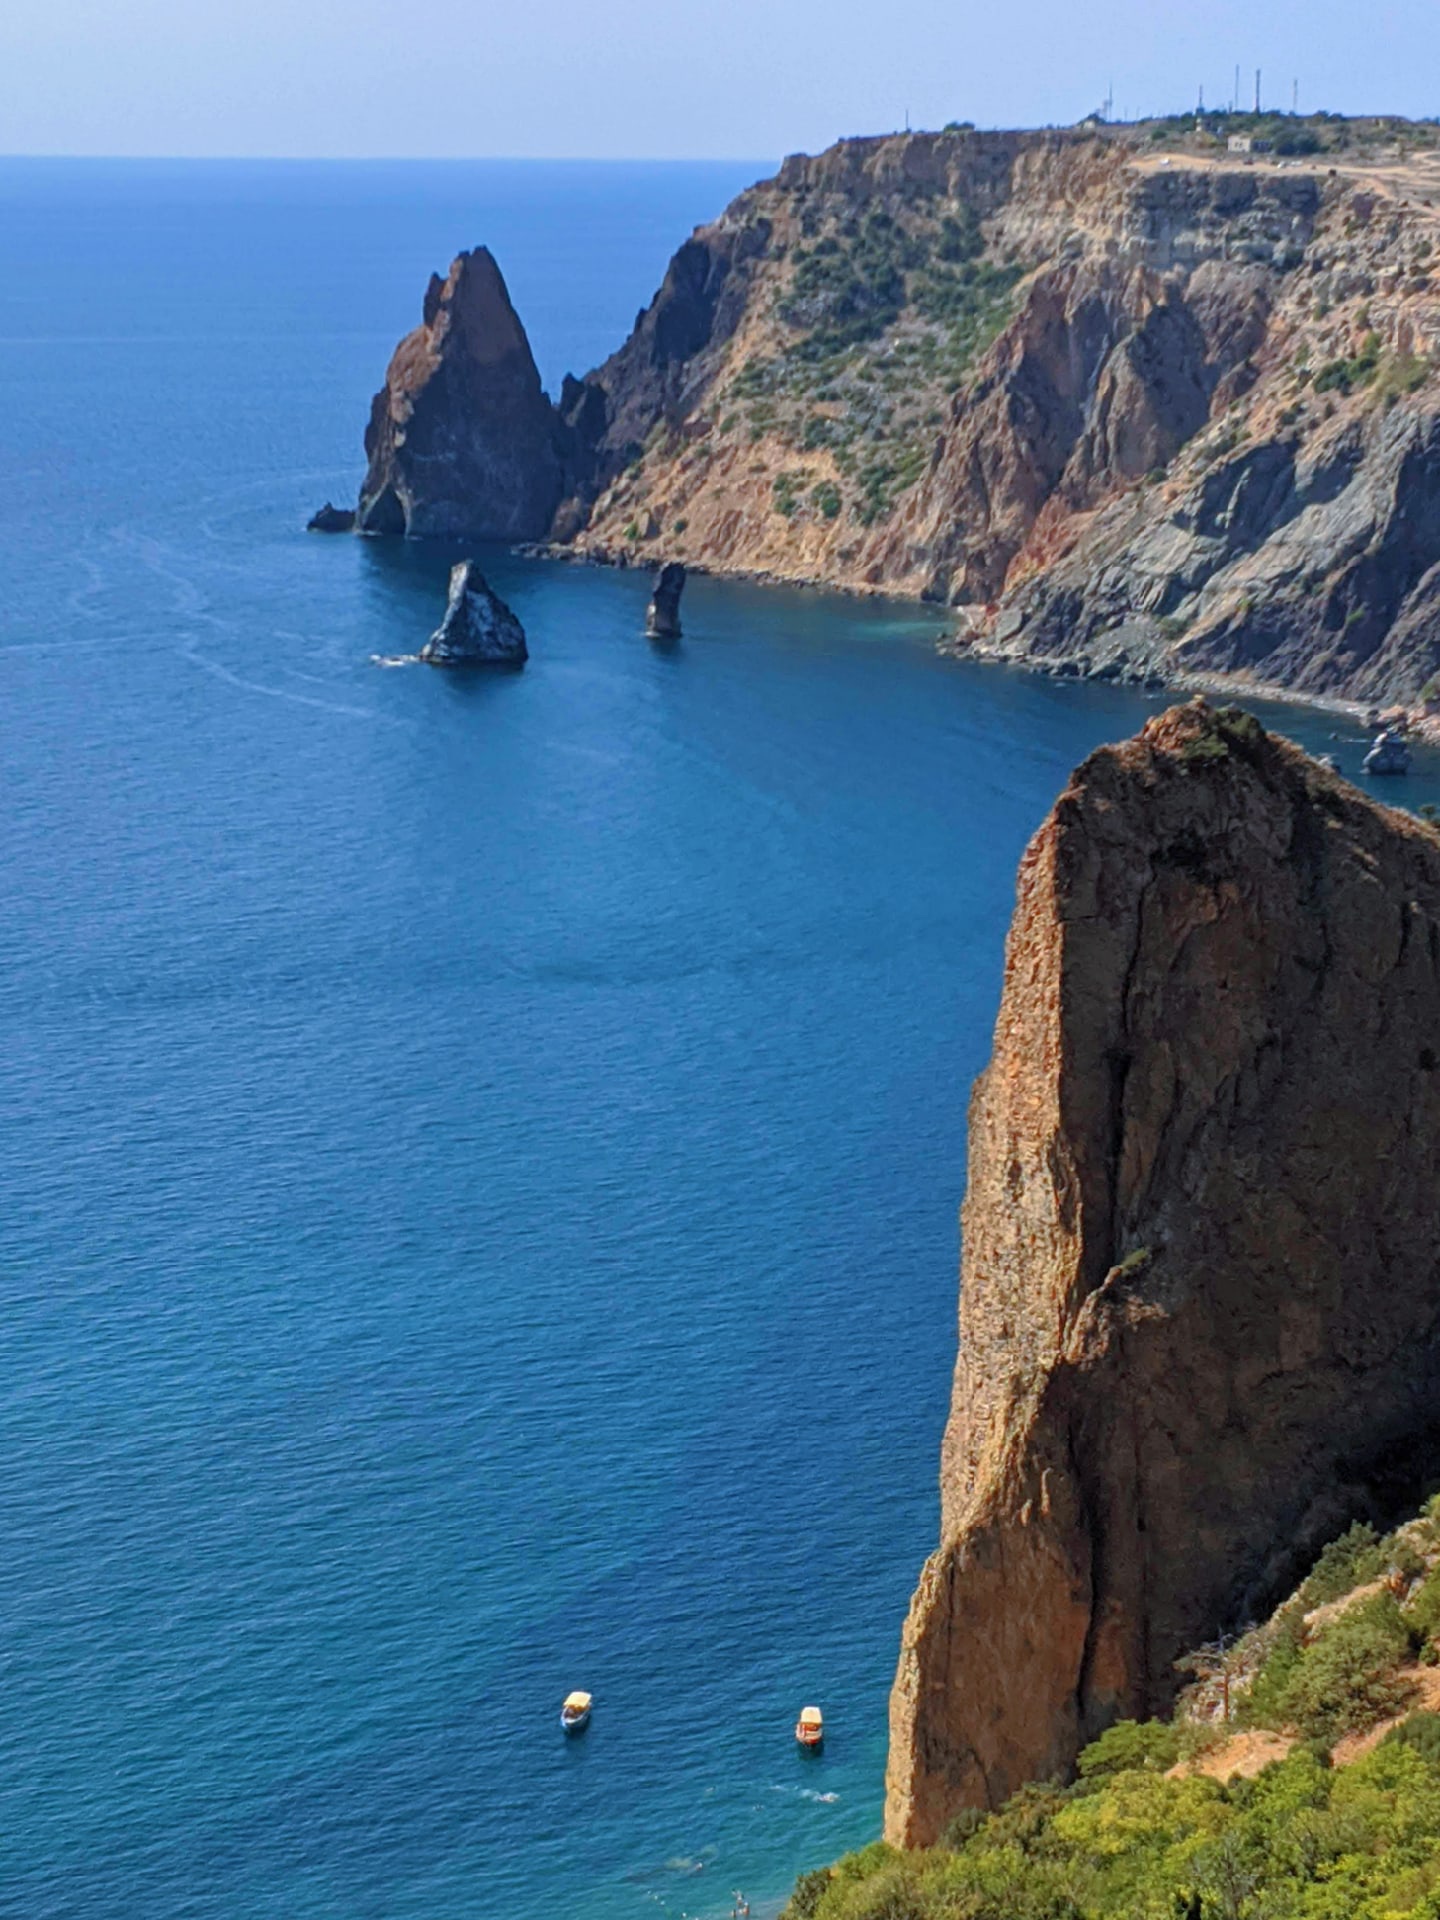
[0,150,784,166]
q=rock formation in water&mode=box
[307,502,356,533]
[354,121,1440,705]
[356,248,565,540]
[885,698,1440,1846]
[420,561,528,666]
[1365,728,1414,774]
[644,561,686,639]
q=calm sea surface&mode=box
[4,159,1439,1920]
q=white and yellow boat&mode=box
[561,1690,592,1733]
[795,1705,824,1749]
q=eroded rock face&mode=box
[419,561,527,666]
[886,699,1440,1846]
[349,133,1440,702]
[645,562,686,639]
[357,248,564,540]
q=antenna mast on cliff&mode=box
[1234,64,1240,113]
[1255,68,1261,113]
[1293,77,1299,113]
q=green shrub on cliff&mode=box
[784,1499,1440,1920]
[1278,1591,1415,1741]
[1299,1521,1386,1607]
[1385,1710,1440,1766]
[783,1743,1440,1920]
[1076,1718,1180,1778]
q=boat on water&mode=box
[795,1705,824,1749]
[561,1690,592,1733]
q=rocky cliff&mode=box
[351,122,1440,705]
[355,246,565,539]
[885,698,1440,1847]
[564,129,1440,709]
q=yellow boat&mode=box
[561,1690,592,1733]
[795,1705,823,1748]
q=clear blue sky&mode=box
[3,0,1437,159]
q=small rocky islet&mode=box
[419,561,528,667]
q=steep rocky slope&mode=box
[885,698,1440,1847]
[355,247,566,539]
[349,123,1440,704]
[567,131,1440,708]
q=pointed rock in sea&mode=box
[419,561,528,667]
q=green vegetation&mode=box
[1304,334,1431,405]
[1076,1717,1180,1778]
[773,472,804,519]
[1133,108,1440,159]
[785,1499,1440,1920]
[1271,1593,1414,1742]
[1376,351,1433,401]
[1299,1522,1387,1608]
[726,193,1022,527]
[784,1743,1440,1920]
[1179,705,1265,764]
[1109,1247,1156,1282]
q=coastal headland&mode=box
[346,115,1440,718]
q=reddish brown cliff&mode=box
[886,699,1440,1846]
[355,247,564,539]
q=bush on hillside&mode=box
[782,1741,1440,1920]
[1383,1709,1440,1766]
[1076,1718,1181,1779]
[1405,1563,1440,1645]
[1277,1592,1415,1742]
[1297,1520,1385,1608]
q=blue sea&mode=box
[4,158,1438,1920]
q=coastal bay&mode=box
[6,158,1440,1920]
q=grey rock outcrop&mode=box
[307,502,356,533]
[1365,729,1413,774]
[356,248,565,540]
[645,562,686,639]
[419,562,528,667]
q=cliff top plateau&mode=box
[886,697,1440,1848]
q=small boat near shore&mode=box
[561,1690,592,1733]
[795,1705,824,1749]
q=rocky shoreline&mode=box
[330,123,1440,716]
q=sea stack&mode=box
[885,699,1440,1846]
[420,561,528,667]
[645,562,686,640]
[356,247,565,540]
[1364,729,1412,775]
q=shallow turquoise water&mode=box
[4,160,1438,1920]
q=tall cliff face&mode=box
[352,126,1440,703]
[886,699,1440,1847]
[356,247,565,539]
[562,131,1440,706]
